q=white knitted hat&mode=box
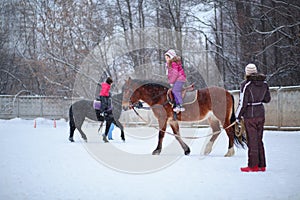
[165,49,176,59]
[245,63,257,75]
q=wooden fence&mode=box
[0,86,299,130]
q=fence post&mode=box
[277,87,282,130]
[17,97,20,118]
[40,97,43,118]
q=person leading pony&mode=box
[236,63,271,172]
[96,77,115,142]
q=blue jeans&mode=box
[108,123,115,139]
[172,81,184,105]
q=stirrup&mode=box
[173,107,180,112]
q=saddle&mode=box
[93,100,102,110]
[94,98,112,112]
[167,83,197,105]
[94,99,113,121]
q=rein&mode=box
[131,106,236,140]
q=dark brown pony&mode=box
[122,78,245,156]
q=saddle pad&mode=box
[183,90,197,104]
[93,100,101,110]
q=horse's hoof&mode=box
[102,135,109,143]
[204,141,213,155]
[69,137,74,142]
[224,147,234,157]
[204,149,211,155]
[184,148,191,155]
[152,149,161,155]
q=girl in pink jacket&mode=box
[98,77,113,113]
[165,49,186,112]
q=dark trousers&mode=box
[103,110,114,136]
[97,96,111,113]
[244,117,266,168]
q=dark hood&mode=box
[246,73,266,86]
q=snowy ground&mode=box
[0,118,300,200]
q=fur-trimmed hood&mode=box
[246,73,266,86]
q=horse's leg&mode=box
[224,124,235,157]
[204,117,221,155]
[69,117,76,142]
[169,120,191,155]
[68,105,76,142]
[76,127,88,142]
[102,118,111,143]
[223,93,237,157]
[114,119,125,142]
[98,121,104,134]
[152,119,168,155]
[69,125,76,142]
[74,117,88,142]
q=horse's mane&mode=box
[131,78,170,89]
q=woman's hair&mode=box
[106,77,113,85]
[167,56,181,67]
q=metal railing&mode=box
[230,86,300,130]
[0,86,299,130]
[0,95,77,120]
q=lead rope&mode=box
[131,106,236,139]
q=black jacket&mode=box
[236,73,271,119]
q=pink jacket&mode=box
[99,82,111,96]
[167,61,186,84]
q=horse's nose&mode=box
[122,105,129,111]
[122,101,130,111]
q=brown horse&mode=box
[122,78,245,156]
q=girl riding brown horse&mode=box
[122,78,245,156]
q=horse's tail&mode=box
[231,94,246,148]
[69,105,76,135]
[230,94,236,124]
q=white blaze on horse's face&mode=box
[121,90,130,110]
[122,79,132,111]
[122,100,130,111]
[122,78,142,111]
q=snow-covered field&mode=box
[1,118,300,200]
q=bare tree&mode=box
[1,0,299,96]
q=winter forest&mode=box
[0,0,299,97]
